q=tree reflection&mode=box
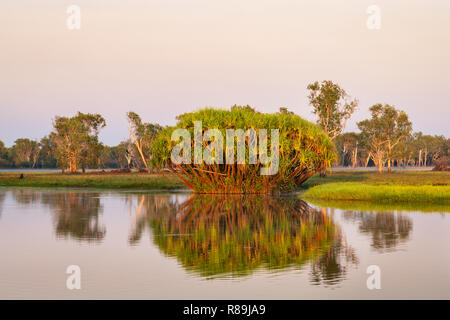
[130,194,357,282]
[41,192,106,242]
[0,190,5,218]
[11,188,41,205]
[343,211,412,251]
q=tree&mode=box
[127,111,163,173]
[113,140,136,169]
[412,132,447,167]
[357,104,412,173]
[11,138,40,168]
[307,80,358,140]
[0,140,12,168]
[38,135,57,168]
[334,132,361,167]
[0,141,6,158]
[52,112,106,173]
[152,107,335,193]
[278,107,295,115]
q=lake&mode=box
[0,187,449,299]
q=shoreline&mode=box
[0,170,448,204]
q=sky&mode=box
[1,0,449,147]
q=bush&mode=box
[152,107,335,193]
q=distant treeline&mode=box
[334,132,449,169]
[0,112,161,172]
[1,113,447,172]
[0,80,448,173]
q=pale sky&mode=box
[1,0,449,146]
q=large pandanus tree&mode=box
[152,106,335,193]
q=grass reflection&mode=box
[307,199,450,213]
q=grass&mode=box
[0,172,183,190]
[301,170,450,204]
[302,182,450,203]
[301,170,450,188]
[0,170,449,204]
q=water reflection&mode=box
[1,188,450,299]
[0,190,5,218]
[1,189,419,284]
[130,195,358,282]
[12,188,41,205]
[43,192,106,242]
[10,189,106,242]
[343,211,412,252]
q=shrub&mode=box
[152,107,335,193]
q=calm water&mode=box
[0,187,449,299]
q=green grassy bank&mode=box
[0,172,183,190]
[301,171,450,204]
[0,170,449,204]
[302,182,450,203]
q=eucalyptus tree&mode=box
[0,140,11,167]
[11,138,40,168]
[38,136,57,168]
[413,132,448,167]
[52,112,106,173]
[116,140,136,169]
[358,104,412,173]
[334,132,361,167]
[127,111,163,173]
[307,80,358,141]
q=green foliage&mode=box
[38,136,57,168]
[307,80,358,140]
[412,132,449,166]
[0,140,12,168]
[152,106,336,193]
[358,104,412,173]
[334,132,362,167]
[11,138,40,168]
[127,111,163,171]
[52,112,106,173]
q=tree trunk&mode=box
[387,159,391,173]
[365,153,372,168]
[129,129,150,173]
[418,149,422,167]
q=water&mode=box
[0,187,449,299]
